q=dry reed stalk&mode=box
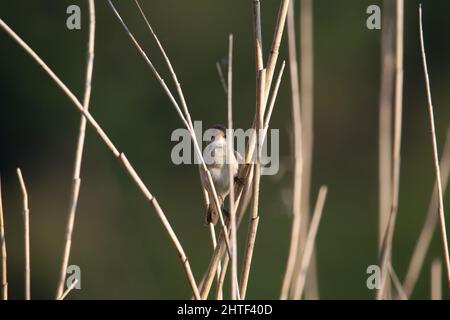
[133,2,236,294]
[0,178,7,300]
[217,61,286,296]
[234,1,264,300]
[419,4,450,288]
[377,0,404,300]
[402,127,450,298]
[199,0,290,299]
[239,69,265,299]
[208,223,223,300]
[115,0,232,259]
[200,226,229,299]
[376,1,395,300]
[211,56,230,301]
[431,259,442,300]
[378,0,395,257]
[235,60,286,224]
[57,279,78,300]
[56,0,95,299]
[16,168,30,300]
[280,0,303,300]
[291,186,327,299]
[264,61,286,134]
[252,0,264,71]
[215,62,285,300]
[295,0,319,299]
[388,263,407,300]
[216,253,229,299]
[264,0,290,103]
[0,17,200,300]
[226,34,239,300]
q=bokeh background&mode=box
[1,0,450,299]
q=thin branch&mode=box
[265,0,290,105]
[216,253,230,299]
[388,263,407,300]
[113,0,232,259]
[419,4,450,287]
[291,186,328,299]
[240,69,265,299]
[264,61,286,132]
[295,0,318,300]
[208,223,222,300]
[199,0,290,299]
[0,177,7,300]
[280,0,303,300]
[377,0,404,300]
[56,0,96,299]
[0,17,200,300]
[133,0,193,129]
[226,34,239,300]
[57,279,78,301]
[391,0,404,232]
[378,0,395,255]
[402,127,450,298]
[234,1,265,300]
[252,0,264,71]
[231,59,285,223]
[200,226,230,299]
[17,168,30,300]
[431,259,442,300]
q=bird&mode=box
[203,124,241,225]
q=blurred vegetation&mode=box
[1,0,450,299]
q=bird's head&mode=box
[209,124,226,142]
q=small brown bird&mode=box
[203,124,241,225]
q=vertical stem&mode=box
[292,186,328,299]
[377,0,404,300]
[0,178,7,300]
[431,259,442,300]
[295,0,319,300]
[376,0,396,299]
[419,4,450,288]
[402,127,450,298]
[265,0,290,104]
[227,34,239,300]
[378,0,395,252]
[240,70,265,299]
[209,223,223,300]
[216,254,229,299]
[17,169,30,300]
[252,0,263,71]
[280,0,303,300]
[56,0,96,299]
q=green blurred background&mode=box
[1,0,450,299]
